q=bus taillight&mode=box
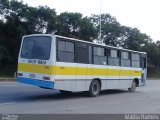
[43,76,50,80]
[17,73,23,77]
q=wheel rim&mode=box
[92,83,98,94]
[132,81,136,90]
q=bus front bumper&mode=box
[17,77,54,89]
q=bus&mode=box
[17,34,147,97]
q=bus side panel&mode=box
[119,67,131,89]
[131,68,142,79]
[130,68,142,86]
[76,64,87,91]
[92,64,107,90]
[54,62,77,91]
[106,66,119,89]
[85,64,93,91]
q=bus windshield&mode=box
[20,36,51,60]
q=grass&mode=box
[0,77,16,82]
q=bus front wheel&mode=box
[88,80,101,97]
[128,80,136,92]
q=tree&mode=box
[56,12,97,41]
[90,14,123,46]
[34,6,57,33]
[142,42,160,68]
[0,0,160,76]
[121,26,152,51]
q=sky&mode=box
[21,0,160,41]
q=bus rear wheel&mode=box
[88,80,100,97]
[128,80,136,92]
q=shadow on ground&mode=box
[0,89,133,103]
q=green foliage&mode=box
[0,0,160,77]
[143,42,160,68]
[90,14,122,46]
[90,14,152,51]
[148,66,160,78]
[56,12,97,41]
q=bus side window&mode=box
[108,49,120,66]
[93,47,107,65]
[75,42,88,64]
[57,40,75,63]
[121,51,130,67]
[131,53,140,68]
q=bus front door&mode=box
[141,57,147,86]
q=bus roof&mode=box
[23,34,147,55]
[55,35,147,55]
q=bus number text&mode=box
[28,59,46,65]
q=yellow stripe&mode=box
[131,70,142,76]
[55,66,76,75]
[18,63,52,74]
[120,69,131,76]
[18,63,141,76]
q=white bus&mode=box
[17,34,147,97]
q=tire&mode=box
[59,90,72,95]
[88,80,101,97]
[128,80,136,92]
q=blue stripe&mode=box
[17,77,54,89]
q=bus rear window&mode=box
[20,36,51,60]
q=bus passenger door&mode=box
[141,57,147,86]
